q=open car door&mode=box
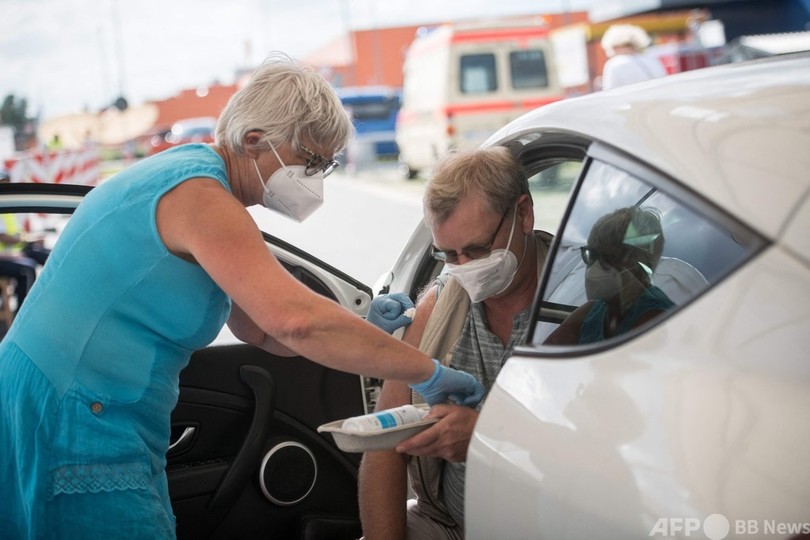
[0,182,384,539]
[168,236,376,539]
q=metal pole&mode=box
[110,0,127,100]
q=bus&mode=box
[337,86,401,166]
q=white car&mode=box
[2,52,807,540]
[452,53,809,539]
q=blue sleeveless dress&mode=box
[0,144,232,539]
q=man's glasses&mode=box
[300,144,340,178]
[431,207,509,264]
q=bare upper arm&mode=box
[400,283,439,348]
[374,283,440,410]
[155,178,316,335]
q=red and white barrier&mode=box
[2,146,101,186]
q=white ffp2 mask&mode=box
[445,207,523,303]
[254,144,324,222]
[584,262,624,301]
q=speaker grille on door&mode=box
[259,441,317,506]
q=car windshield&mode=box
[181,126,213,137]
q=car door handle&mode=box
[168,426,197,454]
[207,364,276,510]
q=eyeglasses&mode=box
[580,246,600,267]
[300,144,340,178]
[581,246,618,267]
[431,207,509,264]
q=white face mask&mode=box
[584,262,624,301]
[254,143,324,222]
[445,207,524,303]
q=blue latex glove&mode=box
[366,293,415,334]
[409,359,485,407]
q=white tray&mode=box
[318,407,438,453]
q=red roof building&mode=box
[150,82,239,130]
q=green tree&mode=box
[0,94,30,133]
[0,94,37,151]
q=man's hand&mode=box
[394,404,478,463]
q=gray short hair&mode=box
[215,52,353,156]
[423,146,529,226]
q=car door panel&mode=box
[167,358,365,540]
[168,243,373,539]
[0,183,374,540]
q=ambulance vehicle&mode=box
[395,19,564,178]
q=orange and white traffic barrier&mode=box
[2,146,101,186]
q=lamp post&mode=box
[110,0,128,109]
[339,0,357,86]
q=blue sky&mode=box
[0,0,598,121]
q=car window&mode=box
[533,156,765,347]
[460,53,497,93]
[510,50,549,89]
[527,159,579,233]
[182,127,213,138]
[344,97,399,121]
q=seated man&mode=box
[359,146,551,539]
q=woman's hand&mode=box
[409,360,484,407]
[365,293,415,334]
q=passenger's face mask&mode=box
[585,262,624,301]
[445,207,523,303]
[254,143,324,222]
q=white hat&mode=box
[601,24,652,56]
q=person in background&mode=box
[545,206,675,345]
[0,53,483,539]
[359,146,552,539]
[600,24,667,90]
[47,133,63,152]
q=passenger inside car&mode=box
[533,160,716,346]
[544,206,675,344]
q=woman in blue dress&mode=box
[546,206,675,345]
[0,53,483,539]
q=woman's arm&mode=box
[156,178,436,383]
[227,301,298,356]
